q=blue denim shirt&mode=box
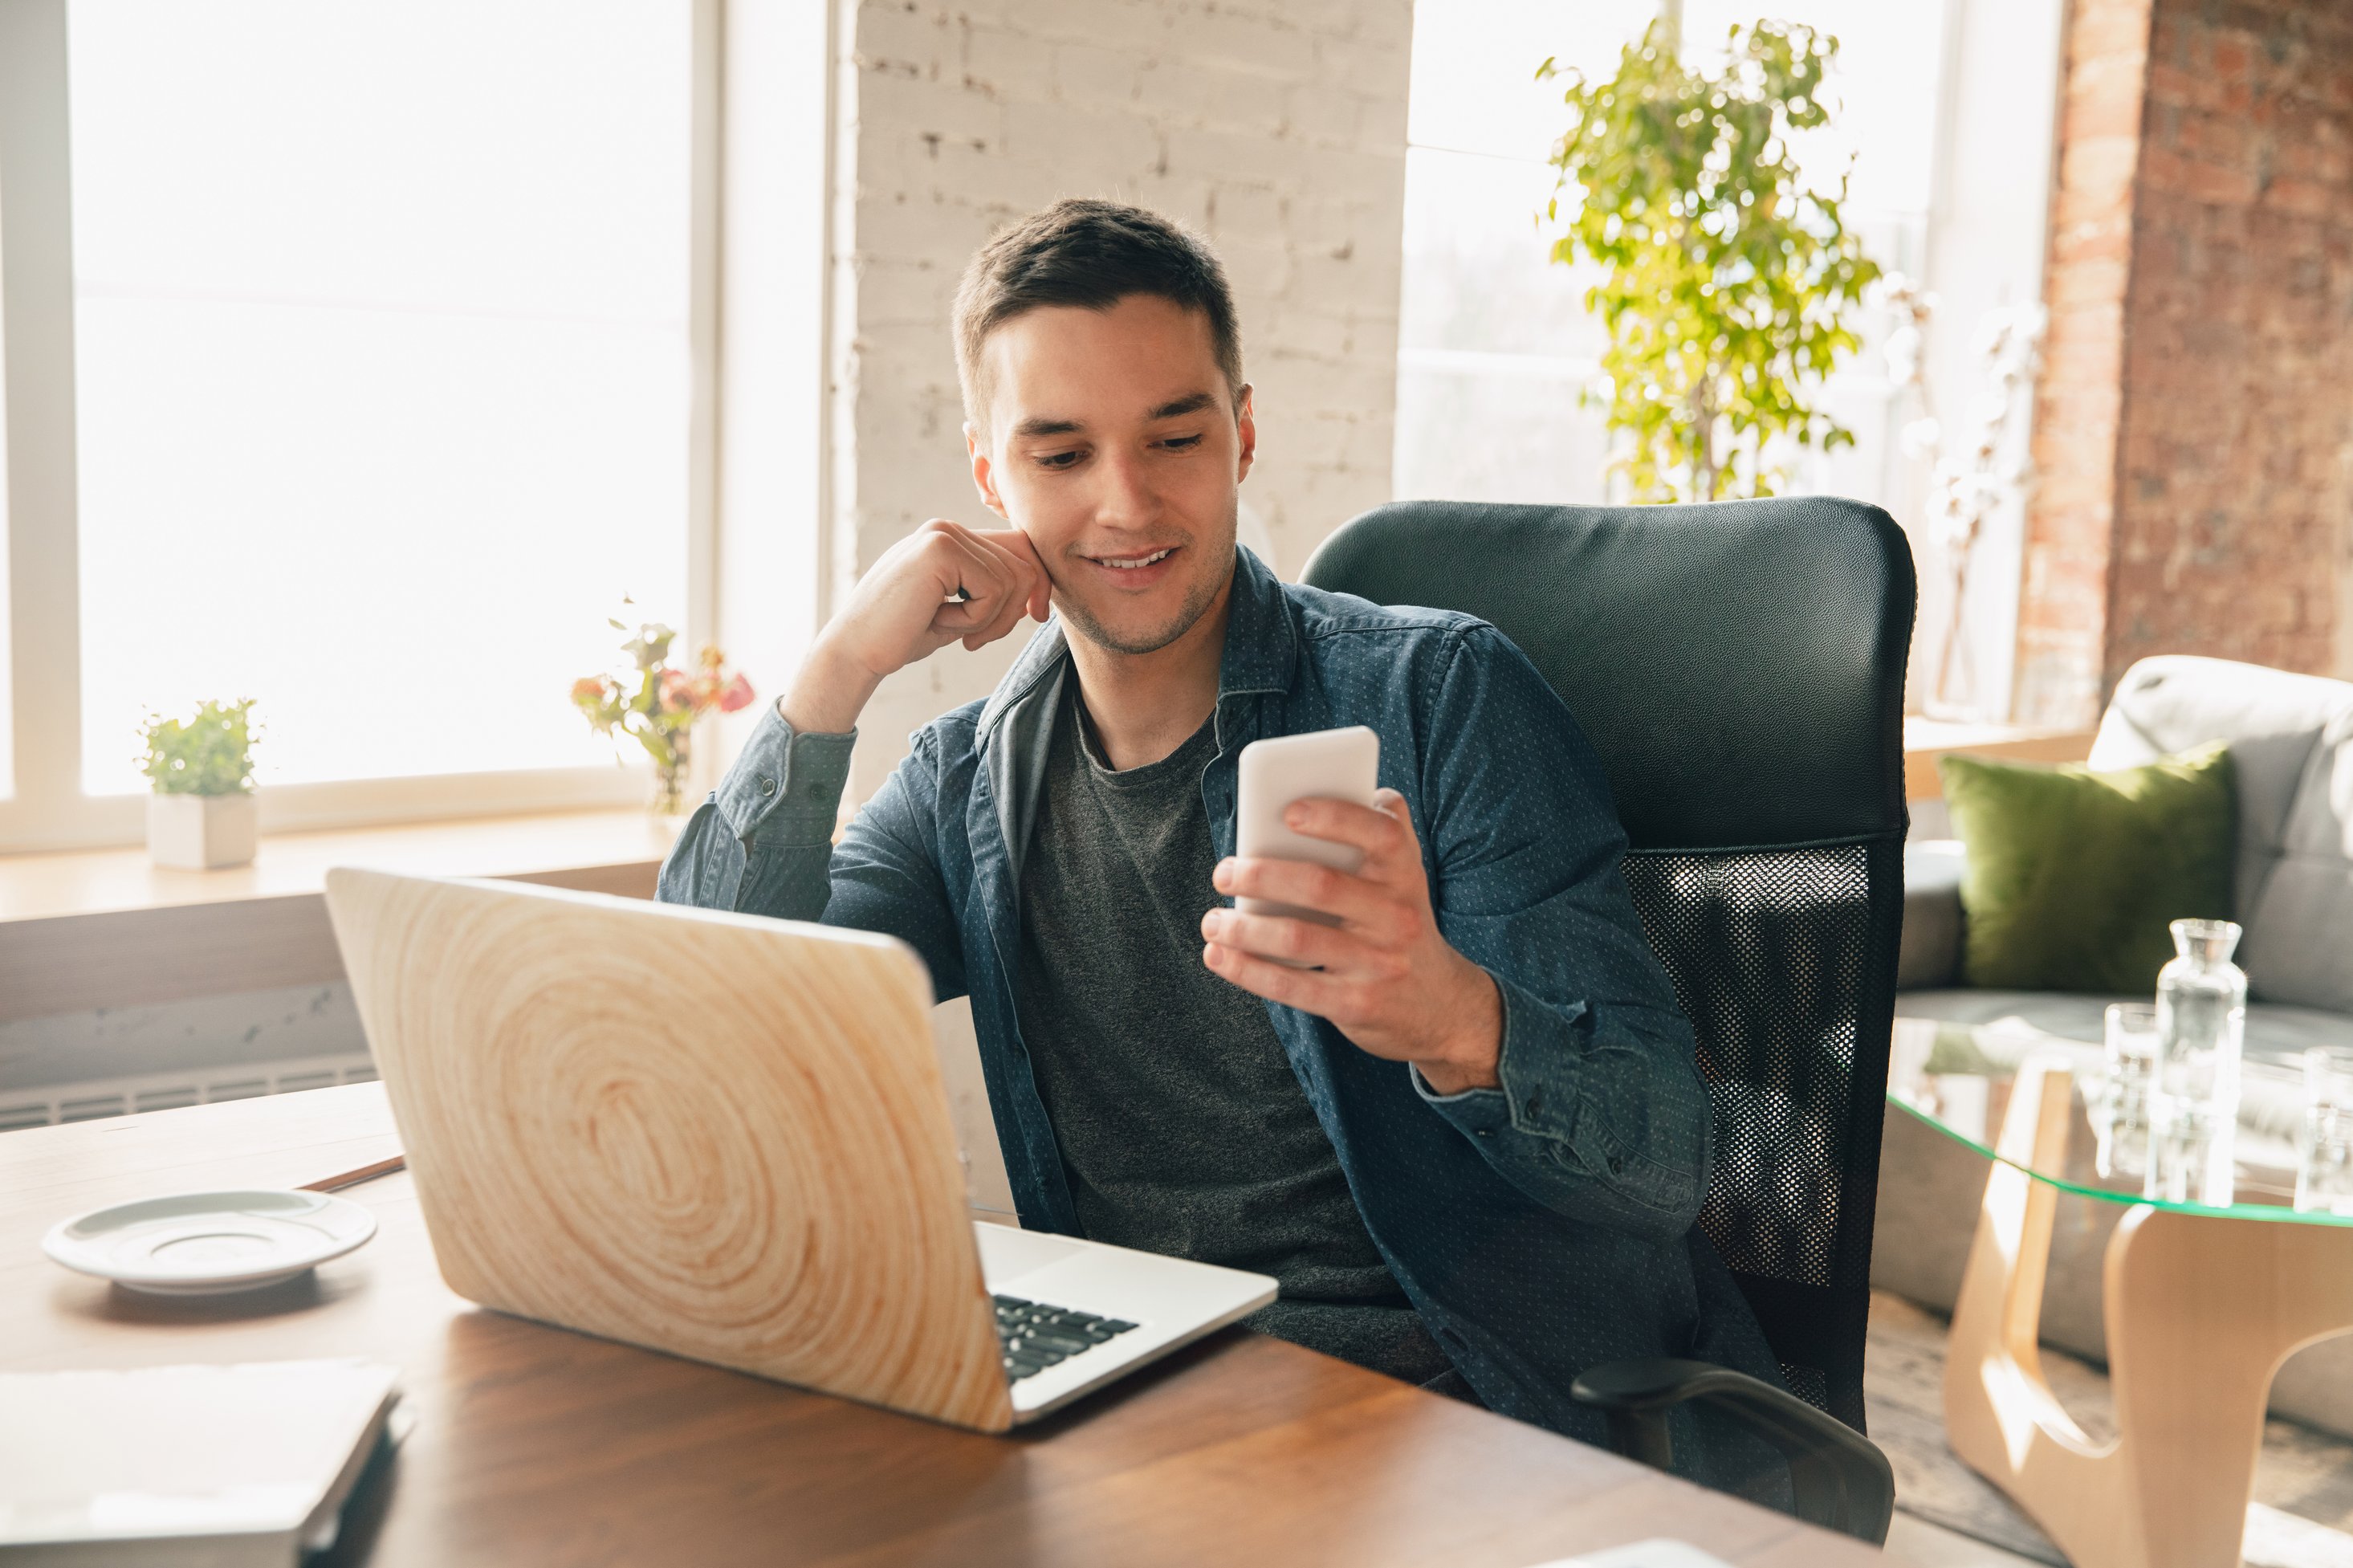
[659,546,1785,1480]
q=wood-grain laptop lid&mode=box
[324,869,1014,1432]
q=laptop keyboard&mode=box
[994,1293,1139,1383]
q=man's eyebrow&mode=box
[1149,392,1218,420]
[1010,393,1215,438]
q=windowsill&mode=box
[0,808,686,1024]
[1902,716,2098,801]
[0,807,685,922]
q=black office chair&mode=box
[1303,497,1912,1543]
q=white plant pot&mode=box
[148,792,259,870]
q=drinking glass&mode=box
[2095,1003,2159,1179]
[2297,1045,2353,1216]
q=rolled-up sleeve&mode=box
[657,705,856,922]
[1411,976,1707,1239]
[657,704,967,1004]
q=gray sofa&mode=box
[1875,655,2353,1434]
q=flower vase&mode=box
[652,731,693,819]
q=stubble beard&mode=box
[1051,523,1237,658]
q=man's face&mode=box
[967,295,1255,657]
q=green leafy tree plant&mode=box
[138,698,258,796]
[572,617,755,816]
[1542,18,1881,502]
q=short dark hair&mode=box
[952,198,1244,431]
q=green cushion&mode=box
[1941,742,2237,993]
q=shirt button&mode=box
[759,776,777,796]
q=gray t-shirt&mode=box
[1012,685,1449,1386]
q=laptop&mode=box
[323,869,1275,1432]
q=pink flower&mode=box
[657,668,694,713]
[570,676,609,707]
[718,673,755,713]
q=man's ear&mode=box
[966,423,1009,520]
[1234,385,1257,485]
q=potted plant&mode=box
[572,620,755,817]
[1541,18,1882,501]
[139,698,259,870]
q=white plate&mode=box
[42,1189,377,1295]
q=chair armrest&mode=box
[1571,1358,1895,1544]
[1898,841,1968,990]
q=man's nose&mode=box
[1093,448,1162,528]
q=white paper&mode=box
[1526,1540,1740,1568]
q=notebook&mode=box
[0,1359,403,1566]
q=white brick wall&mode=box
[828,0,1416,796]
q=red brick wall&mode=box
[2015,0,2152,727]
[2015,0,2353,725]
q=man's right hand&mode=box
[780,519,1052,736]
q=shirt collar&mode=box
[1211,543,1296,698]
[976,544,1296,747]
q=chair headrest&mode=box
[1301,497,1915,851]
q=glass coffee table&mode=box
[1887,1016,2353,1568]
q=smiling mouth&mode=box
[1086,547,1177,571]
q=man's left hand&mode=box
[1202,789,1502,1095]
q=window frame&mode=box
[1393,21,1932,516]
[0,0,740,854]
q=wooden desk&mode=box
[1,1088,1867,1566]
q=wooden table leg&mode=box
[1940,1057,2353,1568]
[1943,1058,2120,1558]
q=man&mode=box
[661,198,1784,1489]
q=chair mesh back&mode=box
[1622,840,1902,1429]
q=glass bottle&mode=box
[2147,918,2247,1206]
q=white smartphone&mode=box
[1232,727,1381,943]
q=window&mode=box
[1396,0,1950,511]
[0,0,720,849]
